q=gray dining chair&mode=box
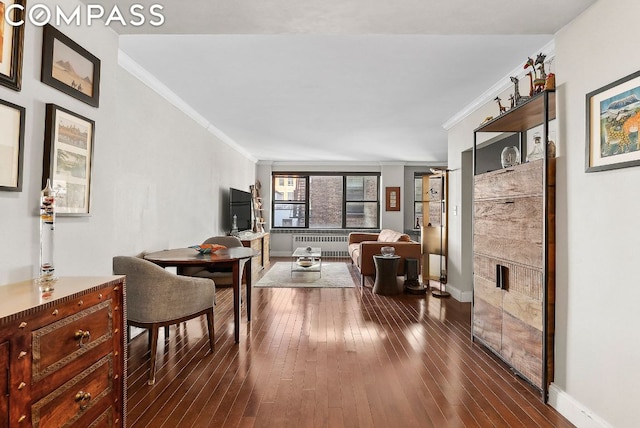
[113,255,216,385]
[181,236,244,286]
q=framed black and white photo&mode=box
[41,24,101,107]
[0,98,25,191]
[43,104,95,215]
[0,0,25,91]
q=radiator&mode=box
[292,235,349,258]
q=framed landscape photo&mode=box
[41,24,101,107]
[0,98,25,191]
[586,70,640,172]
[0,0,25,90]
[43,104,95,215]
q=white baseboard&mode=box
[548,384,613,428]
[444,284,473,302]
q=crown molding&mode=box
[117,49,257,163]
[442,40,555,131]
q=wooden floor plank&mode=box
[127,259,574,428]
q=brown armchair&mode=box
[348,229,421,286]
[113,256,216,385]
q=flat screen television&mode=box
[229,187,253,232]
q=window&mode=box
[272,175,306,228]
[272,173,380,229]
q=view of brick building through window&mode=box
[273,174,379,228]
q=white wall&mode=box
[447,1,639,426]
[549,1,640,427]
[380,163,405,231]
[0,1,256,284]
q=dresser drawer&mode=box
[31,354,113,427]
[32,300,113,382]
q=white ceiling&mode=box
[103,0,597,163]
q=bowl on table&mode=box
[189,244,227,254]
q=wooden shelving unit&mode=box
[421,170,448,297]
[250,182,265,233]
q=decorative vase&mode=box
[37,179,56,289]
[500,146,521,168]
[527,132,544,162]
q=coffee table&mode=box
[292,247,322,277]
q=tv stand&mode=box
[237,231,270,281]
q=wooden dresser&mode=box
[0,276,126,427]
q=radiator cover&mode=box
[292,235,349,258]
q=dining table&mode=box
[144,246,259,343]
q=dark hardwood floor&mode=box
[126,260,573,427]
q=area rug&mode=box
[255,262,355,288]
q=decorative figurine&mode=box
[526,71,535,96]
[509,94,515,108]
[511,75,530,106]
[524,54,547,95]
[494,96,507,114]
[510,76,522,105]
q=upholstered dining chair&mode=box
[113,256,216,385]
[181,236,244,286]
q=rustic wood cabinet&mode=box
[472,91,556,400]
[0,276,126,427]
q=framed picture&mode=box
[41,24,101,107]
[586,70,640,172]
[385,186,400,211]
[42,104,95,215]
[0,98,25,191]
[0,0,25,90]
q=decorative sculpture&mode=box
[510,75,530,106]
[494,96,507,114]
[510,76,522,105]
[524,54,547,94]
[37,179,56,289]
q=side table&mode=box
[372,255,401,295]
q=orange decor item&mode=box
[190,244,227,254]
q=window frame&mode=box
[271,172,380,229]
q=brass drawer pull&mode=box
[74,390,92,410]
[74,330,91,347]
